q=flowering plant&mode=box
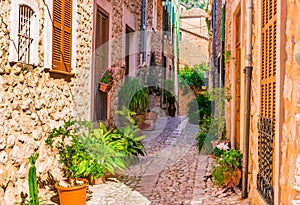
[212,142,230,157]
[100,68,114,85]
[216,142,230,151]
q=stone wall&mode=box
[215,0,223,57]
[0,1,93,204]
[108,0,164,124]
[180,8,209,66]
[224,0,233,140]
[178,88,196,116]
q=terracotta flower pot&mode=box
[145,111,158,120]
[134,114,145,129]
[55,178,88,205]
[223,170,241,187]
[90,175,106,185]
[99,82,112,92]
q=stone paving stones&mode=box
[45,117,250,205]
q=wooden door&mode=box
[94,9,109,121]
[234,45,241,148]
[234,10,241,149]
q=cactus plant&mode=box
[28,153,39,205]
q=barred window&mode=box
[9,0,39,66]
[18,5,34,64]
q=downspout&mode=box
[144,0,148,63]
[161,2,166,115]
[242,0,253,199]
[212,0,216,89]
[175,0,180,108]
[140,0,145,65]
[221,0,225,88]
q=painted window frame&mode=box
[9,0,39,66]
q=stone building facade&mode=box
[179,6,209,67]
[0,0,166,204]
[224,0,300,204]
[0,0,93,204]
[94,0,164,125]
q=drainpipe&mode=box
[221,0,225,88]
[242,0,253,199]
[144,0,148,63]
[140,0,146,65]
[175,0,180,109]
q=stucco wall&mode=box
[279,1,300,204]
[0,1,92,204]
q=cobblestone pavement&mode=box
[86,117,250,205]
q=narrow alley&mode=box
[86,117,249,205]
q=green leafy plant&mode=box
[212,147,226,158]
[129,88,149,115]
[224,50,231,63]
[179,64,208,95]
[80,122,127,182]
[187,93,211,125]
[45,121,90,186]
[100,68,114,85]
[211,164,225,186]
[211,148,243,186]
[115,107,146,161]
[118,78,149,115]
[207,88,227,140]
[217,148,243,171]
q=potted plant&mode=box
[99,68,114,92]
[211,142,230,158]
[45,121,127,204]
[45,121,90,205]
[118,78,150,129]
[211,148,243,188]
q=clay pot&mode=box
[99,82,112,92]
[90,175,106,185]
[223,170,241,187]
[134,114,145,129]
[145,111,158,120]
[55,178,88,205]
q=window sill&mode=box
[44,68,75,82]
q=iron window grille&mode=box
[257,116,275,205]
[18,5,34,64]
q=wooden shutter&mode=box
[52,0,72,72]
[257,0,277,204]
[94,10,109,121]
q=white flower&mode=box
[216,142,229,151]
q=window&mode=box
[94,9,109,121]
[152,0,157,31]
[9,0,39,65]
[18,5,34,64]
[52,0,72,72]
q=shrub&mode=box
[187,93,211,125]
